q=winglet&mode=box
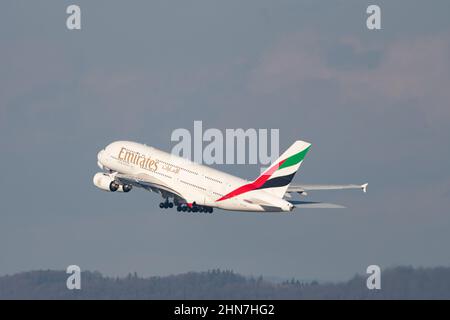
[361,183,368,193]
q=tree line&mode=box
[1,266,450,299]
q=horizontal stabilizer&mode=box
[289,200,346,209]
[287,183,368,194]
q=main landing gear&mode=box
[158,200,213,214]
[176,204,213,214]
[159,199,173,209]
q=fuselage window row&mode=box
[180,180,206,191]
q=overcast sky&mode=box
[1,0,450,281]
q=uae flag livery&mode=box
[217,141,311,201]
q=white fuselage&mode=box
[97,141,293,212]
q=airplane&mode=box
[93,140,367,213]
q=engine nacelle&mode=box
[93,172,132,192]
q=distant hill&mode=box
[1,266,450,299]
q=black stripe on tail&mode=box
[256,172,296,190]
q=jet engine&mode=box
[92,172,132,192]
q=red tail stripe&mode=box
[216,159,286,202]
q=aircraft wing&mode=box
[287,183,368,195]
[289,200,346,209]
[114,173,185,200]
[113,172,205,205]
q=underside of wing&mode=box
[289,200,346,209]
[113,172,207,206]
[114,173,185,200]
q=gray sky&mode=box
[1,0,450,281]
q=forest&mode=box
[1,266,449,299]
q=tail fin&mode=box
[216,140,311,202]
[255,140,311,198]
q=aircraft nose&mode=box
[97,149,106,169]
[97,149,104,161]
